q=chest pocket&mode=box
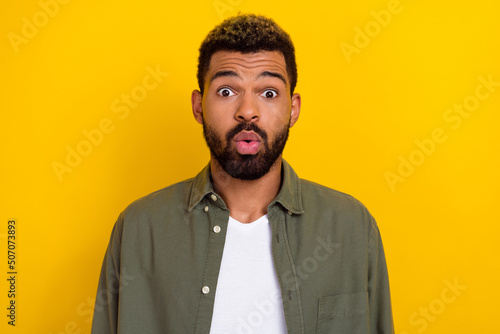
[316,292,369,334]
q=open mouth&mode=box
[233,131,262,155]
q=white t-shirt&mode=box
[209,215,287,334]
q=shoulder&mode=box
[298,178,378,233]
[121,177,194,220]
[300,178,369,213]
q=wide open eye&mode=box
[217,88,235,97]
[261,89,278,99]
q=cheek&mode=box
[205,115,234,136]
[264,105,291,132]
[202,97,233,122]
[203,113,233,142]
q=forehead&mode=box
[206,50,288,83]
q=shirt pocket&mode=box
[316,292,369,334]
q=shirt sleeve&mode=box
[368,217,395,333]
[91,214,124,334]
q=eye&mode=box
[261,89,278,99]
[217,88,235,97]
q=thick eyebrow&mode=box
[257,71,287,86]
[209,70,288,87]
[209,70,239,84]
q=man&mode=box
[91,14,394,334]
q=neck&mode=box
[210,157,283,224]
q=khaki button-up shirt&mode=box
[91,160,394,333]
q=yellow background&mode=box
[1,0,499,333]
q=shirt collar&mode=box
[187,159,304,215]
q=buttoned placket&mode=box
[194,193,230,334]
[190,159,306,334]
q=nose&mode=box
[235,94,260,123]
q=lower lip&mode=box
[235,141,261,155]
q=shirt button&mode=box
[287,210,293,216]
[210,194,217,201]
[204,206,209,212]
[202,286,210,294]
[213,225,221,233]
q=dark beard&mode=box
[202,121,289,180]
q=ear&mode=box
[289,93,301,128]
[191,90,203,124]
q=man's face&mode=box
[192,50,301,180]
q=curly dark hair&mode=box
[197,14,297,96]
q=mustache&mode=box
[225,123,268,143]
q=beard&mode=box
[202,120,290,180]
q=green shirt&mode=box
[91,160,394,333]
